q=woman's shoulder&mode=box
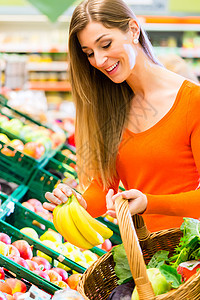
[185,79,200,95]
[185,80,200,128]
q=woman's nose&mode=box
[94,52,107,68]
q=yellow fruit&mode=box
[40,230,62,243]
[82,250,98,264]
[20,227,39,240]
[37,240,58,266]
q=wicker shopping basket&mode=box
[78,196,200,300]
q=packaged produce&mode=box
[52,289,84,299]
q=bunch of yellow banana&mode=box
[53,194,113,249]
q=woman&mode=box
[44,0,200,232]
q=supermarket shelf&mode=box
[144,23,200,32]
[0,45,67,53]
[27,61,69,71]
[154,47,200,58]
[28,81,71,91]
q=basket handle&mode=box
[132,214,151,241]
[115,196,155,300]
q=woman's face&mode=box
[77,21,137,83]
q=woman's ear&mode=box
[129,19,140,41]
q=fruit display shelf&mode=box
[27,157,79,203]
[0,216,86,274]
[53,143,76,167]
[7,185,106,257]
[0,94,66,186]
[0,221,62,294]
[0,177,24,220]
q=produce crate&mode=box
[0,254,58,295]
[0,140,45,185]
[28,158,79,203]
[97,216,121,245]
[0,220,63,294]
[0,177,23,219]
[7,185,106,258]
[53,143,76,167]
[0,218,86,275]
[0,94,66,185]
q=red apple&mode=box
[66,273,82,290]
[12,240,33,260]
[33,270,50,281]
[101,239,112,252]
[23,142,45,159]
[5,278,26,294]
[51,267,68,282]
[53,280,69,289]
[26,259,40,271]
[7,245,20,259]
[27,199,43,210]
[0,267,5,280]
[21,202,35,212]
[0,281,12,294]
[9,140,24,152]
[32,256,51,271]
[0,233,11,245]
[10,256,30,270]
[44,270,62,283]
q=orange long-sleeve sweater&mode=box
[82,80,200,232]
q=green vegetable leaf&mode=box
[180,218,200,241]
[147,250,169,269]
[111,244,133,285]
[159,265,182,289]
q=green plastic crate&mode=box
[0,140,44,185]
[8,185,106,257]
[0,94,66,185]
[0,218,86,277]
[97,216,121,245]
[0,254,60,294]
[54,144,76,167]
[28,159,79,203]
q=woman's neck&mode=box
[126,48,178,99]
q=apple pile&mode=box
[0,132,45,160]
[0,276,27,299]
[0,233,70,290]
[0,114,66,158]
[21,198,53,229]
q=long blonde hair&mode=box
[69,0,159,189]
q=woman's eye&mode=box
[103,41,111,49]
[87,52,94,58]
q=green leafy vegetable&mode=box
[111,244,132,285]
[147,250,169,269]
[159,265,182,289]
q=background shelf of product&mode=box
[0,15,199,102]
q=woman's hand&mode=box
[43,183,87,211]
[106,189,147,218]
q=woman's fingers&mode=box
[43,202,57,211]
[106,189,115,210]
[45,191,62,205]
[106,189,117,218]
[53,188,68,203]
[44,184,87,210]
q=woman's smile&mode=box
[105,61,120,74]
